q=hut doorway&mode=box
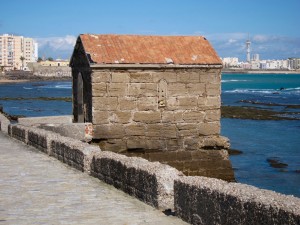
[77,72,84,122]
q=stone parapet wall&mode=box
[30,63,71,77]
[51,135,97,173]
[9,124,99,174]
[91,151,183,209]
[91,68,224,152]
[6,124,182,209]
[2,123,300,222]
[28,128,52,154]
[175,176,300,225]
[0,112,10,134]
[11,124,28,143]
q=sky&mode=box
[1,0,300,61]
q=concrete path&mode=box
[0,132,188,225]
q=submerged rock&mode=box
[266,157,288,169]
[228,149,243,155]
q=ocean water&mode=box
[0,81,72,117]
[0,75,299,197]
[222,74,300,197]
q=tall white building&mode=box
[246,37,251,62]
[0,34,38,71]
[252,54,259,61]
[222,57,239,68]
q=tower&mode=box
[246,35,251,62]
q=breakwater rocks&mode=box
[1,115,300,224]
[1,67,71,82]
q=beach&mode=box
[0,78,30,83]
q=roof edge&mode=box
[70,35,91,67]
[90,64,223,69]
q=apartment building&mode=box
[222,57,239,68]
[288,58,300,70]
[0,34,38,71]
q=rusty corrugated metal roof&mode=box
[79,34,222,65]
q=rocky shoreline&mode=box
[221,105,300,120]
[0,71,71,84]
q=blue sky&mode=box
[1,0,299,60]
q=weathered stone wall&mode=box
[11,125,28,143]
[91,68,224,152]
[0,112,10,134]
[4,123,300,221]
[175,176,300,225]
[123,148,234,181]
[9,124,99,174]
[91,151,183,209]
[7,124,182,209]
[89,67,235,181]
[29,63,71,77]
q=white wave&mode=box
[224,89,275,94]
[54,85,72,89]
[42,84,72,89]
[284,87,300,91]
[23,87,33,90]
[224,87,300,95]
[221,79,250,83]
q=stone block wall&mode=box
[51,136,97,172]
[91,68,224,152]
[0,112,10,134]
[11,125,28,143]
[9,124,99,174]
[31,64,71,77]
[174,176,300,225]
[91,151,183,209]
[28,128,51,154]
[7,124,181,209]
[123,148,234,181]
[4,123,300,221]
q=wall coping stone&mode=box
[175,176,300,225]
[0,112,11,134]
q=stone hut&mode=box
[70,34,234,181]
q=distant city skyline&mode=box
[1,0,299,60]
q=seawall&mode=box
[1,114,300,224]
[5,118,182,210]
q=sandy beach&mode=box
[0,79,30,84]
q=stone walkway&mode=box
[0,132,188,225]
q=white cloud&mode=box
[203,32,300,60]
[34,35,77,59]
[33,33,300,60]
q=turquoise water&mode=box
[221,74,300,197]
[0,75,299,197]
[0,81,72,117]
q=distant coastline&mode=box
[0,71,71,84]
[222,69,300,74]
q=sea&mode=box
[0,74,299,197]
